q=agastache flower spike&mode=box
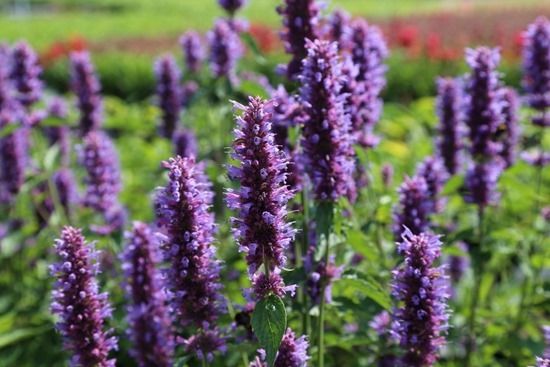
[173,128,198,158]
[218,0,246,16]
[392,176,432,240]
[70,52,103,136]
[349,19,388,146]
[324,9,352,52]
[391,229,449,367]
[155,156,225,359]
[208,19,243,85]
[79,131,122,214]
[226,97,295,298]
[249,328,310,367]
[536,357,550,367]
[53,168,79,219]
[436,77,464,175]
[496,87,520,168]
[464,47,503,158]
[121,222,174,367]
[180,31,204,73]
[10,42,42,108]
[0,110,27,205]
[50,226,117,367]
[416,156,448,213]
[154,55,182,139]
[299,39,355,201]
[522,17,550,127]
[277,0,320,79]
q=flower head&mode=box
[324,9,352,51]
[464,47,503,158]
[80,131,122,214]
[464,160,502,208]
[299,39,355,201]
[392,176,432,239]
[218,0,246,15]
[226,97,295,298]
[70,52,103,136]
[155,55,182,139]
[0,109,27,205]
[277,0,320,79]
[522,17,550,126]
[435,77,464,175]
[208,18,243,85]
[10,42,42,107]
[173,128,198,158]
[121,222,174,367]
[391,229,449,367]
[306,257,343,305]
[180,31,204,73]
[416,156,448,213]
[496,87,520,168]
[50,226,117,367]
[250,328,309,367]
[155,156,225,356]
[349,19,388,146]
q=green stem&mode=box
[465,206,485,367]
[300,190,310,336]
[202,356,208,367]
[317,203,333,367]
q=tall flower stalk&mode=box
[208,19,243,85]
[154,55,182,139]
[462,46,504,366]
[10,41,42,109]
[70,52,103,137]
[226,97,295,299]
[180,31,204,73]
[0,109,27,206]
[121,222,174,367]
[391,229,449,366]
[50,226,117,367]
[155,156,225,363]
[435,77,464,175]
[277,0,320,79]
[298,38,354,366]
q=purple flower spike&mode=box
[382,163,394,188]
[521,150,550,167]
[50,226,117,367]
[544,325,550,358]
[155,156,225,356]
[391,229,449,367]
[464,47,504,158]
[436,77,464,175]
[121,222,174,367]
[10,42,42,108]
[218,0,246,15]
[0,111,27,205]
[325,9,352,52]
[495,87,520,168]
[70,52,103,136]
[464,161,502,208]
[370,311,391,337]
[154,55,182,139]
[226,97,295,298]
[180,31,204,73]
[306,257,343,305]
[536,357,550,367]
[299,39,355,201]
[277,0,320,80]
[208,19,243,85]
[350,19,388,146]
[392,176,432,239]
[79,131,122,213]
[53,168,78,218]
[45,98,71,165]
[416,156,448,213]
[250,328,309,367]
[522,17,550,126]
[173,128,198,158]
[184,328,227,363]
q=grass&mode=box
[1,0,550,49]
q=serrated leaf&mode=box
[251,294,287,367]
[347,229,378,262]
[333,275,391,310]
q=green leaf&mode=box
[333,273,391,310]
[0,325,50,349]
[251,294,287,367]
[346,229,378,262]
